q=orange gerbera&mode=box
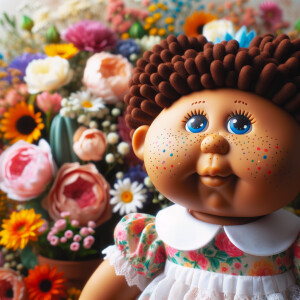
[24,264,67,300]
[183,11,218,37]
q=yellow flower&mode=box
[144,23,152,31]
[67,287,81,300]
[0,209,45,250]
[0,101,44,144]
[153,13,162,21]
[148,4,157,12]
[145,17,155,25]
[158,28,167,36]
[168,25,174,32]
[44,43,79,59]
[183,11,218,37]
[249,260,277,276]
[149,28,158,35]
[165,17,174,25]
[121,33,130,40]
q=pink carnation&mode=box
[88,221,96,228]
[80,227,90,237]
[62,20,117,53]
[83,236,95,249]
[73,234,82,242]
[70,242,80,252]
[50,235,59,246]
[60,237,67,243]
[36,92,62,114]
[0,140,56,201]
[64,230,74,239]
[54,219,67,231]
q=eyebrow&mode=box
[234,100,248,106]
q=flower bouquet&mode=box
[0,0,299,298]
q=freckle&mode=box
[268,170,272,174]
[265,163,268,166]
[163,149,165,152]
[164,167,166,170]
[162,161,165,164]
[264,149,268,152]
[275,145,278,149]
[243,152,245,154]
[263,155,267,159]
[156,166,158,169]
[258,167,261,170]
[247,168,250,170]
[251,160,254,162]
[170,153,173,157]
[257,147,260,150]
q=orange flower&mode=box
[249,260,277,276]
[183,11,217,37]
[24,264,67,300]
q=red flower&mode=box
[234,262,242,269]
[294,243,300,259]
[188,251,208,270]
[154,245,166,264]
[215,232,244,257]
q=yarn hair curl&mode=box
[124,33,300,131]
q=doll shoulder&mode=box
[113,213,166,278]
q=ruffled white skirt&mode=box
[103,245,300,300]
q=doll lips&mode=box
[200,175,233,187]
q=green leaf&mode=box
[208,257,220,270]
[214,250,228,260]
[21,245,37,270]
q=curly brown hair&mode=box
[124,33,300,130]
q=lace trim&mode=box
[102,245,151,291]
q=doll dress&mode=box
[103,204,300,300]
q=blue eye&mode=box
[185,114,208,133]
[227,114,252,134]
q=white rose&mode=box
[203,19,235,44]
[24,56,73,94]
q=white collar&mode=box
[156,204,300,256]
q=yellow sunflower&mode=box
[0,208,45,250]
[44,43,79,59]
[183,11,218,37]
[24,264,67,300]
[0,101,44,144]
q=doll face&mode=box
[133,89,300,223]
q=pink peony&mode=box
[83,52,133,104]
[42,162,111,227]
[73,127,107,161]
[0,139,56,201]
[215,232,244,257]
[36,91,62,114]
[62,20,117,53]
[0,268,26,300]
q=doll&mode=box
[80,33,300,300]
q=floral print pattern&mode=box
[293,233,300,284]
[114,213,294,278]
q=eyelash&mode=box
[228,110,256,124]
[182,109,207,123]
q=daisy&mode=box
[68,90,105,112]
[0,209,45,251]
[0,101,44,144]
[110,178,147,215]
[24,264,67,300]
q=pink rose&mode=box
[73,127,107,161]
[0,139,56,201]
[42,162,111,227]
[215,232,244,257]
[0,268,26,300]
[83,52,133,104]
[36,92,62,114]
[188,251,208,269]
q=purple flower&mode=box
[114,39,140,60]
[70,242,80,251]
[62,20,117,52]
[123,165,147,184]
[8,53,46,78]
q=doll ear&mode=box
[132,125,149,161]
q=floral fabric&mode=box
[114,213,295,279]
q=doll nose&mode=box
[200,134,229,154]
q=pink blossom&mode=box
[0,140,56,201]
[71,220,80,227]
[188,251,209,270]
[83,236,95,249]
[88,221,96,228]
[215,232,244,257]
[64,230,74,239]
[259,1,282,25]
[54,219,67,231]
[60,211,71,218]
[47,232,54,241]
[70,242,80,252]
[73,234,82,242]
[80,227,90,237]
[88,228,95,234]
[50,235,59,246]
[111,15,123,26]
[154,246,166,264]
[36,92,62,114]
[60,237,67,243]
[42,162,111,227]
[38,220,49,233]
[83,52,133,104]
[62,20,117,53]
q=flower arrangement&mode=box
[0,0,299,298]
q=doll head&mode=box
[125,33,300,224]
